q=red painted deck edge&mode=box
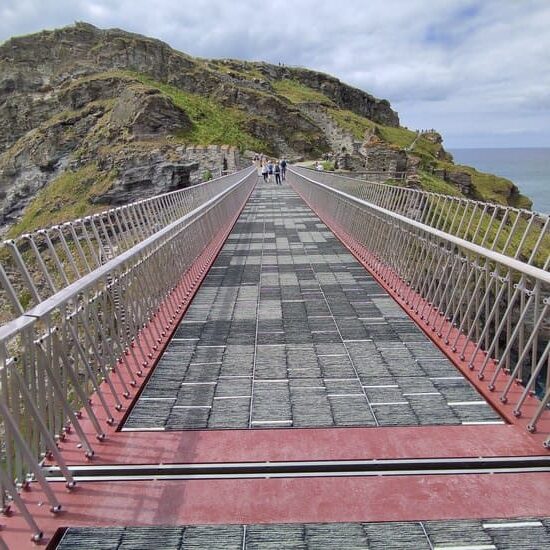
[55,425,543,467]
[3,473,550,549]
[290,180,550,447]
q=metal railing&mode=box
[0,166,256,540]
[290,168,550,446]
[292,166,549,269]
[0,170,252,326]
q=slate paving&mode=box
[57,518,550,549]
[124,184,502,430]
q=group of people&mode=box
[253,155,287,185]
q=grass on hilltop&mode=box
[203,59,264,81]
[438,163,533,209]
[326,107,533,208]
[273,79,337,106]
[417,170,462,196]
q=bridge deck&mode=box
[57,518,550,549]
[125,185,501,431]
[3,180,550,549]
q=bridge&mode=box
[0,165,549,548]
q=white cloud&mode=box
[0,0,549,147]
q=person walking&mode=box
[254,154,262,178]
[261,162,268,182]
[280,158,287,180]
[274,161,282,185]
[267,160,274,183]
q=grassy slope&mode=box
[328,108,377,138]
[272,79,337,106]
[5,70,268,237]
[372,126,532,206]
[272,80,532,208]
[203,59,264,80]
[440,162,532,209]
[6,164,116,237]
[326,101,545,262]
[416,171,462,196]
[128,73,266,151]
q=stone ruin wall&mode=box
[178,145,243,184]
[362,146,408,178]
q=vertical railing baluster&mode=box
[289,166,549,446]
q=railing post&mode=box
[288,166,550,447]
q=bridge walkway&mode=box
[125,184,502,432]
[2,177,550,549]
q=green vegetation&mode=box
[417,170,462,196]
[127,72,266,151]
[202,169,213,181]
[273,79,336,106]
[289,130,329,157]
[203,59,263,81]
[439,163,532,208]
[324,108,532,209]
[322,160,335,171]
[7,163,116,237]
[430,199,549,267]
[375,125,416,148]
[377,127,441,166]
[1,99,112,163]
[379,172,458,195]
[327,109,439,164]
[328,108,376,139]
[508,193,533,210]
[482,213,547,265]
[62,70,133,88]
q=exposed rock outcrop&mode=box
[0,102,110,224]
[252,64,399,127]
[99,159,199,205]
[2,22,388,232]
[300,104,359,155]
[0,22,397,152]
[434,169,474,196]
[361,130,407,177]
[110,87,192,137]
[420,130,453,161]
[364,144,408,176]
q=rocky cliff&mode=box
[0,22,531,235]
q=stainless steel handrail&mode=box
[289,167,550,447]
[292,166,549,269]
[0,166,256,539]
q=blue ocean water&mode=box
[450,148,550,214]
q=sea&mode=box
[450,148,550,214]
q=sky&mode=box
[1,0,549,148]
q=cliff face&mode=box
[0,22,398,153]
[0,22,531,236]
[0,23,404,233]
